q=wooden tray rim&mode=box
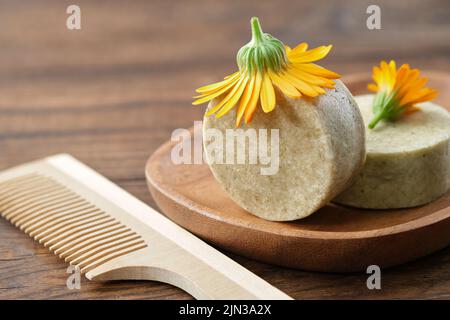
[146,132,450,240]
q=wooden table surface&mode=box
[1,0,449,299]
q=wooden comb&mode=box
[0,154,291,300]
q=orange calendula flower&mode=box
[367,60,438,129]
[193,17,340,126]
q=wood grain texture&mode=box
[0,0,450,299]
[145,73,450,272]
[0,155,291,300]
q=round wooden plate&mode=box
[146,72,450,272]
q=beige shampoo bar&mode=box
[334,94,450,209]
[203,80,365,221]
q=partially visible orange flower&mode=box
[193,17,340,126]
[368,60,438,129]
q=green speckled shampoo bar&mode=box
[204,81,366,221]
[334,94,450,209]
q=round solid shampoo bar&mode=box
[203,80,366,221]
[334,94,450,209]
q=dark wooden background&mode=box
[0,0,449,299]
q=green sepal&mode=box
[368,90,405,129]
[237,17,288,75]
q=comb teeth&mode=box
[0,173,147,273]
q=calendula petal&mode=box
[310,85,326,95]
[244,72,262,123]
[403,105,420,115]
[372,66,382,84]
[269,70,301,99]
[205,75,246,116]
[236,73,256,126]
[289,66,336,87]
[389,60,397,78]
[412,90,438,104]
[380,61,395,90]
[192,75,241,105]
[407,77,428,93]
[404,68,420,85]
[296,63,340,79]
[288,67,328,94]
[288,45,333,63]
[195,72,240,94]
[260,72,276,113]
[290,42,308,55]
[224,72,240,80]
[193,74,240,99]
[401,87,437,106]
[368,83,378,92]
[284,70,320,97]
[394,65,409,88]
[399,77,428,103]
[215,75,249,118]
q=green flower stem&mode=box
[368,90,402,129]
[368,110,386,129]
[251,17,264,44]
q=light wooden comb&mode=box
[0,154,291,300]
